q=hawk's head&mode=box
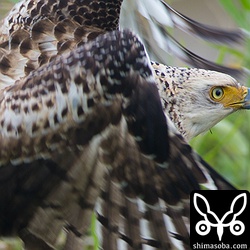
[153,62,250,141]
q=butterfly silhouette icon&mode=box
[193,193,247,241]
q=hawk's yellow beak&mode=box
[242,87,250,109]
[209,86,250,109]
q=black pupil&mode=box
[215,89,222,96]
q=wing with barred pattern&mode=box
[0,28,235,250]
[0,0,246,88]
[0,1,241,249]
[0,29,173,249]
[95,116,235,250]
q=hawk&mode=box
[0,0,246,87]
[0,27,237,250]
[0,0,248,140]
[0,1,249,250]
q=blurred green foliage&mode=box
[190,0,250,191]
[0,0,17,19]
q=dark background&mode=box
[190,190,250,249]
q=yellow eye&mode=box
[210,87,224,100]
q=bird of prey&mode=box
[0,27,241,250]
[0,0,246,86]
[0,1,249,250]
[0,0,248,141]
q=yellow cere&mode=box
[209,86,248,109]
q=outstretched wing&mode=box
[0,1,241,250]
[0,0,121,41]
[96,118,235,250]
[0,0,246,89]
[0,28,236,250]
[0,29,169,249]
[0,0,122,87]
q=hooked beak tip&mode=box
[243,88,250,109]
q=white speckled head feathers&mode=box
[152,61,249,140]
